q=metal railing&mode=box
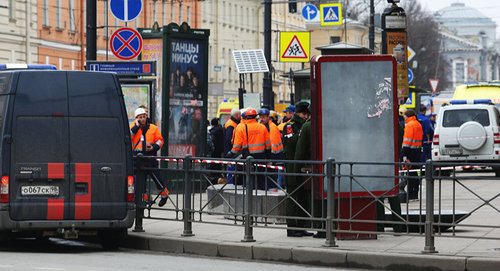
[133,155,500,253]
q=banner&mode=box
[386,32,409,98]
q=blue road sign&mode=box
[408,68,414,83]
[321,3,342,25]
[110,0,142,22]
[86,61,156,76]
[110,27,143,60]
[302,4,318,21]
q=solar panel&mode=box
[232,49,269,74]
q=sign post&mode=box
[320,3,342,26]
[279,32,310,62]
[109,0,143,22]
[301,4,318,21]
[110,27,143,60]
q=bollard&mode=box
[182,155,195,237]
[242,156,255,242]
[133,156,146,232]
[324,158,338,247]
[423,159,437,253]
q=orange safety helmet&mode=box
[245,108,257,116]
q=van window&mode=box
[0,73,12,94]
[443,109,490,127]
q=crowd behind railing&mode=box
[133,155,500,253]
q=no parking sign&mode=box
[110,27,143,60]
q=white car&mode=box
[432,100,500,176]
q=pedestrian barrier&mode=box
[133,155,500,253]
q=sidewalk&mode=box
[122,209,500,271]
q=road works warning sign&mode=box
[279,32,310,62]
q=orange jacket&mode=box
[231,119,271,156]
[268,121,283,155]
[402,116,423,149]
[224,118,238,130]
[130,122,164,155]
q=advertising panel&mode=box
[121,84,150,123]
[167,37,206,156]
[386,32,409,98]
[141,38,163,127]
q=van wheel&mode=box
[98,229,127,250]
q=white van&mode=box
[432,100,500,176]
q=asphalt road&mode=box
[0,238,373,271]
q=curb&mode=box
[122,233,500,271]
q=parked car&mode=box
[432,99,500,176]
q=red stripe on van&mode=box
[48,163,64,179]
[47,198,64,220]
[75,163,91,220]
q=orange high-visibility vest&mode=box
[268,121,283,154]
[231,119,270,155]
[130,123,164,153]
[402,116,423,149]
[225,118,238,130]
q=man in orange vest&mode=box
[230,108,270,159]
[258,108,284,189]
[401,109,423,201]
[224,108,241,155]
[130,108,169,207]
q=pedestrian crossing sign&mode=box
[320,3,342,26]
[279,32,310,62]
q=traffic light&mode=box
[289,1,297,13]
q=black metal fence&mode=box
[133,155,500,253]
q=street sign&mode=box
[279,32,310,62]
[320,3,342,26]
[408,68,414,84]
[429,79,439,94]
[302,4,318,21]
[407,46,416,62]
[110,0,142,22]
[86,61,155,76]
[110,27,143,60]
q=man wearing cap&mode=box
[130,107,169,207]
[278,105,295,134]
[283,102,313,237]
[258,108,283,190]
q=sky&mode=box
[414,0,500,34]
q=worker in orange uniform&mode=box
[401,109,423,201]
[223,108,241,185]
[230,108,271,188]
[258,108,284,189]
[130,108,169,207]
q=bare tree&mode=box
[402,1,451,92]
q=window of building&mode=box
[454,61,466,84]
[171,2,175,23]
[222,48,226,81]
[69,0,75,32]
[234,4,237,25]
[240,6,243,26]
[330,36,341,44]
[228,3,232,25]
[187,6,191,25]
[163,0,167,25]
[153,0,158,24]
[8,0,14,20]
[43,0,49,26]
[57,0,62,29]
[228,49,232,81]
[222,2,226,23]
[246,8,249,28]
[179,3,183,23]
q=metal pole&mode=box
[324,159,337,247]
[369,0,375,51]
[242,156,255,242]
[182,155,195,237]
[423,160,437,253]
[133,156,146,232]
[263,0,274,110]
[86,0,97,61]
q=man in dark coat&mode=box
[283,102,313,237]
[209,118,225,183]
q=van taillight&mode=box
[433,135,439,145]
[1,176,9,203]
[494,133,500,144]
[127,176,135,202]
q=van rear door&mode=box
[10,71,71,220]
[67,72,128,220]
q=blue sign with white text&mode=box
[110,0,142,22]
[86,61,156,76]
[302,4,318,21]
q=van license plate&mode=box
[21,186,59,196]
[443,148,463,155]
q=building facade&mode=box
[0,0,38,64]
[434,2,500,90]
